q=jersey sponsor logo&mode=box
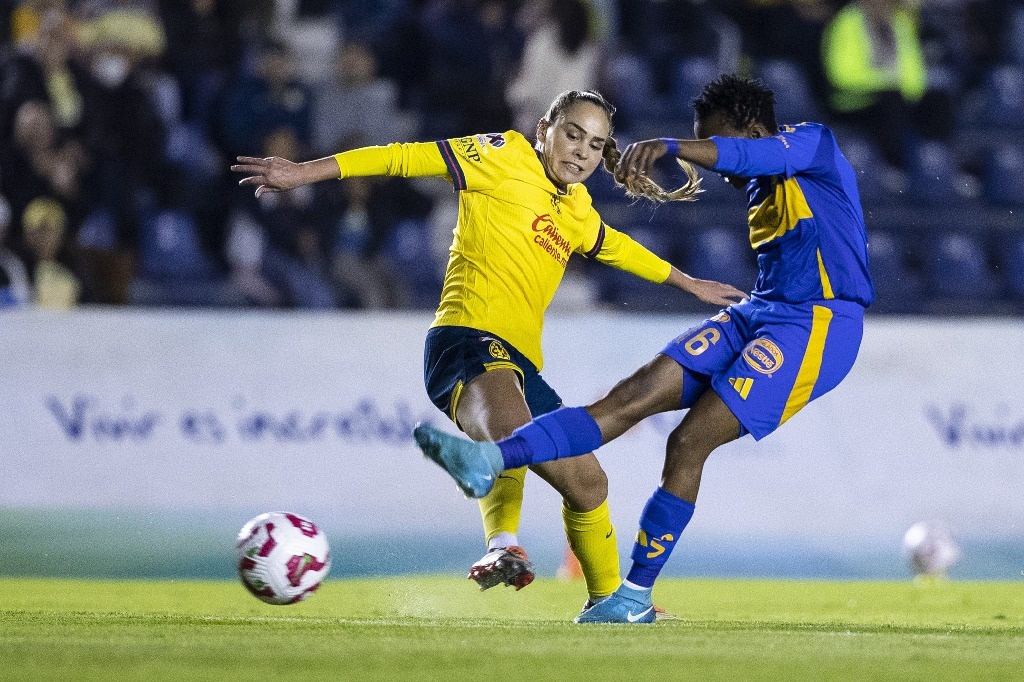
[743,338,784,375]
[488,340,510,361]
[455,136,481,162]
[531,213,571,267]
[484,132,506,148]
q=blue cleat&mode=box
[413,424,503,498]
[574,583,656,624]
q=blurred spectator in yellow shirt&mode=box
[22,195,80,308]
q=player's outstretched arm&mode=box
[594,225,746,306]
[231,155,341,198]
[614,139,719,187]
[664,265,746,307]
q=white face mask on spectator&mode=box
[92,53,129,88]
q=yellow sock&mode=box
[478,466,527,546]
[562,499,621,599]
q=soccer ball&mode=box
[236,512,331,604]
[902,521,960,578]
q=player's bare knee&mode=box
[550,459,608,511]
[665,424,713,470]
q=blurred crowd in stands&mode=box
[0,0,1021,315]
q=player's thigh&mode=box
[424,326,535,441]
[587,355,687,442]
[456,368,533,442]
[457,351,568,442]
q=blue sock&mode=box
[625,487,695,588]
[497,406,603,470]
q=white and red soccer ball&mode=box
[903,521,960,578]
[236,512,331,604]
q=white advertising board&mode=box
[1,309,1021,571]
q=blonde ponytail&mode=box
[602,137,704,203]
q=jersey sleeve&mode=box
[435,133,521,191]
[581,218,672,284]
[710,124,829,179]
[334,142,451,180]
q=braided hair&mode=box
[542,89,703,203]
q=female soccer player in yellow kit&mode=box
[232,90,744,606]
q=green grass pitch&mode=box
[2,577,1022,681]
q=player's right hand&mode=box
[683,276,748,307]
[614,139,668,186]
[230,156,302,198]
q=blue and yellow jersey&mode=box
[710,123,875,307]
[334,130,671,369]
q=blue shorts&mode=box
[424,325,562,428]
[661,296,865,441]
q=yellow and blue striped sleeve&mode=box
[586,222,672,284]
[333,142,451,180]
[435,133,522,191]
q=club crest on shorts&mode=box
[488,340,511,361]
[743,338,783,375]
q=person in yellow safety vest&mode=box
[821,0,949,169]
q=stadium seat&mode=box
[694,167,736,203]
[978,64,1024,127]
[906,141,971,206]
[604,52,662,130]
[139,209,220,281]
[584,165,623,203]
[1008,6,1024,68]
[382,219,444,309]
[983,144,1024,206]
[1001,234,1024,298]
[923,232,998,301]
[754,59,822,125]
[166,123,221,186]
[867,231,924,313]
[596,228,696,311]
[0,287,17,307]
[837,134,891,205]
[131,208,235,307]
[670,57,719,118]
[685,226,757,290]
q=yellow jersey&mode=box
[334,130,671,369]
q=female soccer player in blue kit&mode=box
[414,74,875,623]
[232,90,744,608]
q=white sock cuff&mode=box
[622,579,652,593]
[487,532,518,550]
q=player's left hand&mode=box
[614,139,668,185]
